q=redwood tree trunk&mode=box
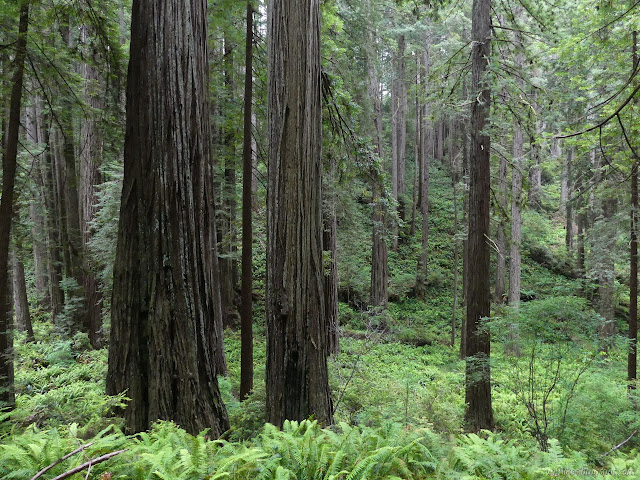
[565,148,574,252]
[220,32,239,329]
[598,197,618,347]
[464,0,494,432]
[11,250,34,342]
[629,30,638,389]
[239,0,254,401]
[79,33,104,347]
[26,100,50,308]
[630,161,638,388]
[397,35,407,222]
[324,154,339,355]
[494,143,507,303]
[369,53,388,309]
[509,118,524,308]
[106,0,229,436]
[41,122,65,320]
[415,39,432,300]
[0,2,29,411]
[59,23,89,338]
[266,0,332,427]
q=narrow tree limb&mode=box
[47,449,127,480]
[556,82,640,139]
[602,431,637,457]
[617,114,640,160]
[29,443,95,480]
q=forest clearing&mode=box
[1,0,640,478]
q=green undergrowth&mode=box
[4,418,637,480]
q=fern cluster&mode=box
[3,419,637,479]
[111,420,442,480]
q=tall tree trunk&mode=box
[509,118,524,308]
[436,120,445,163]
[415,39,432,300]
[629,30,638,390]
[369,53,388,309]
[0,1,29,411]
[494,131,508,303]
[558,137,567,206]
[528,95,543,209]
[79,28,104,347]
[41,122,65,320]
[630,161,638,389]
[220,32,239,329]
[11,249,34,342]
[450,123,461,347]
[391,54,399,250]
[397,35,407,223]
[26,100,50,308]
[266,0,332,427]
[565,148,574,252]
[464,0,494,432]
[240,0,254,402]
[391,34,407,249]
[598,197,617,349]
[371,181,389,308]
[30,200,49,307]
[59,22,89,338]
[460,71,471,357]
[460,107,470,359]
[106,0,229,436]
[410,54,420,238]
[324,154,339,355]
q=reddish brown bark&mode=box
[240,0,254,401]
[266,0,332,427]
[106,0,229,436]
[464,0,494,432]
[0,2,29,410]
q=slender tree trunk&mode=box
[371,180,389,308]
[11,249,34,341]
[324,154,340,355]
[30,200,49,307]
[369,53,388,309]
[451,125,460,347]
[509,118,524,308]
[59,22,90,338]
[220,32,239,329]
[630,161,638,389]
[494,136,508,303]
[397,35,407,223]
[266,0,332,427]
[0,2,29,411]
[79,30,104,347]
[460,102,470,359]
[565,148,574,253]
[240,1,254,401]
[106,0,229,436]
[464,0,494,432]
[410,54,420,238]
[599,198,618,349]
[436,120,445,162]
[26,100,50,308]
[558,138,567,206]
[416,39,432,300]
[41,122,65,320]
[391,55,399,250]
[629,30,638,390]
[528,92,543,209]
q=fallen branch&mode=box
[30,443,94,480]
[48,449,128,480]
